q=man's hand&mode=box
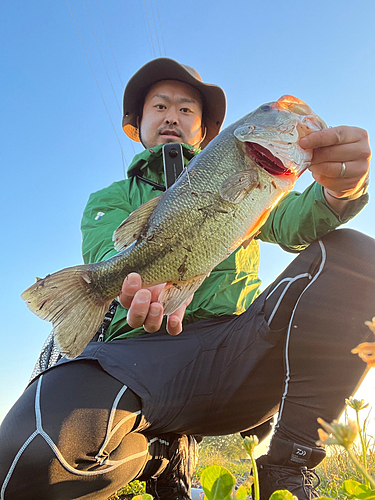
[299,126,370,199]
[119,273,193,335]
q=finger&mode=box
[166,295,193,336]
[166,311,184,336]
[309,143,368,166]
[309,159,368,181]
[149,283,167,303]
[310,171,355,192]
[126,289,152,328]
[310,169,367,194]
[299,126,367,149]
[119,273,142,308]
[143,302,164,333]
[166,315,183,335]
[309,161,354,180]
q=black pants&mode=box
[1,229,375,499]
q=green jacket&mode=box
[81,144,368,340]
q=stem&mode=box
[249,451,260,500]
[347,448,375,489]
[356,410,369,487]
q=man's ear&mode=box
[200,123,207,145]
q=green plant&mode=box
[194,434,251,487]
[107,480,145,500]
[243,436,259,500]
[346,397,371,487]
[317,417,375,493]
[200,464,249,500]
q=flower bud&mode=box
[316,418,358,449]
[243,435,259,455]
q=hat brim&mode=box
[122,58,226,149]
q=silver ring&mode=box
[338,163,346,179]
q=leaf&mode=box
[132,495,153,500]
[339,480,375,499]
[201,465,236,500]
[235,484,248,500]
[269,490,298,500]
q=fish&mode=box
[21,95,326,358]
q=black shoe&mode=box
[146,435,198,500]
[256,454,321,500]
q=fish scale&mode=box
[21,95,326,358]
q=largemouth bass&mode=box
[22,95,326,358]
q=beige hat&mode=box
[122,58,226,149]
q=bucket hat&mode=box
[122,58,226,149]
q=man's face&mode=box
[139,80,203,149]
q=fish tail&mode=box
[21,265,113,359]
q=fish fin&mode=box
[21,266,113,358]
[160,274,209,316]
[229,207,273,252]
[113,194,163,251]
[241,228,263,248]
[219,169,259,204]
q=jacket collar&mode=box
[126,143,200,183]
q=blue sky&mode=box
[1,0,375,423]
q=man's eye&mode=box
[181,108,192,113]
[155,104,166,110]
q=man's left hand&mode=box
[299,126,370,198]
[119,273,192,336]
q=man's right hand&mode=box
[119,273,193,336]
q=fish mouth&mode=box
[246,142,293,176]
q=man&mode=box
[0,58,373,500]
[116,59,372,498]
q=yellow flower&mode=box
[316,418,358,449]
[351,343,375,367]
[345,397,370,411]
[365,317,375,335]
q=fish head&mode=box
[234,95,327,178]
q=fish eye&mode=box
[260,104,272,112]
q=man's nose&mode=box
[164,108,178,125]
[165,118,178,125]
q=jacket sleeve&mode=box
[258,182,369,253]
[81,181,135,264]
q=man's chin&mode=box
[159,135,182,144]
